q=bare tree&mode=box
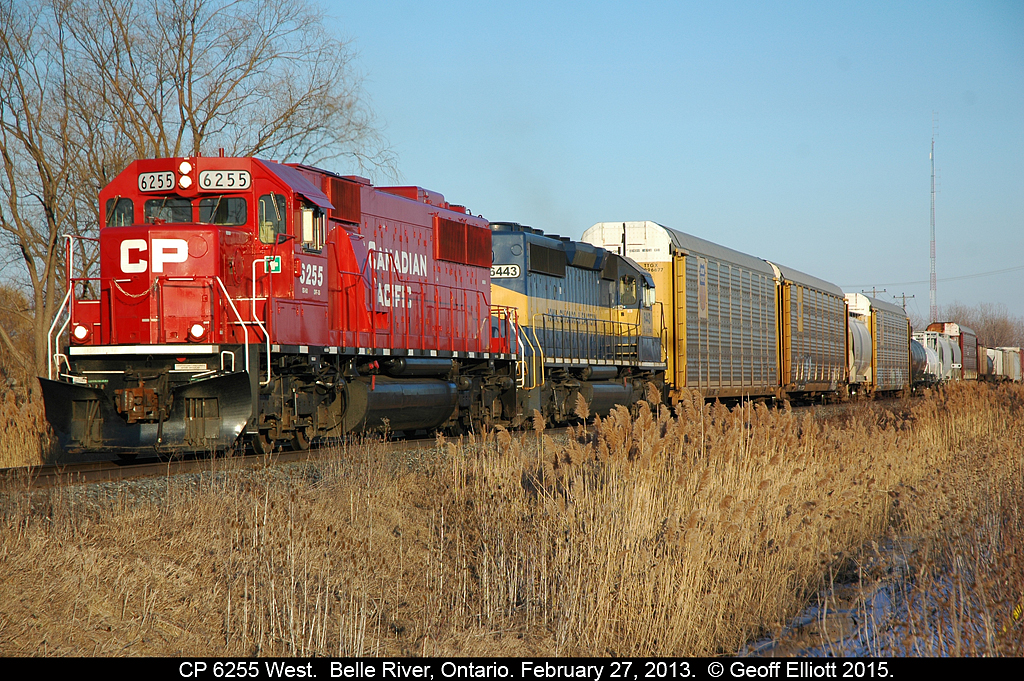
[0,1,87,381]
[939,301,1024,348]
[907,309,928,334]
[0,0,393,378]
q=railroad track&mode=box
[0,429,518,490]
[1,395,906,491]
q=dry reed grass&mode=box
[0,383,1022,655]
[0,394,52,468]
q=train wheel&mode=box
[291,427,311,451]
[253,431,276,455]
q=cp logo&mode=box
[120,238,189,273]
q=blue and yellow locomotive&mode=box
[488,222,666,424]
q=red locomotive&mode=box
[40,155,518,455]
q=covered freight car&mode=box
[912,331,960,382]
[766,262,847,399]
[582,221,779,401]
[988,347,1023,383]
[927,322,978,380]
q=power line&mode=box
[842,263,1024,289]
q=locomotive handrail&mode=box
[357,248,492,354]
[487,305,530,387]
[46,289,73,380]
[56,263,266,385]
[135,271,269,384]
[214,276,251,378]
[487,305,518,357]
[250,260,273,386]
[532,310,642,365]
[64,234,100,297]
[49,234,96,379]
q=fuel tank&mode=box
[580,381,634,417]
[342,376,458,433]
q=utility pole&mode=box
[894,293,915,311]
[863,288,887,299]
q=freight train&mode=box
[37,156,1019,457]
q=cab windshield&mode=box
[143,196,247,226]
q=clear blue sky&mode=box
[326,1,1023,321]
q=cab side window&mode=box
[619,275,637,306]
[299,204,326,252]
[258,194,287,244]
[642,284,655,309]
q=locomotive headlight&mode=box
[178,159,193,189]
[188,323,207,340]
[72,324,90,342]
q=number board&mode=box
[198,170,252,191]
[490,264,521,279]
[138,172,175,192]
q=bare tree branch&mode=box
[0,0,394,377]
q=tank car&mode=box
[912,331,960,383]
[927,322,978,380]
[488,223,665,424]
[581,221,848,403]
[845,293,911,397]
[910,338,940,388]
[39,155,518,455]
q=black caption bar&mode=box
[17,657,992,679]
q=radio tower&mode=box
[929,116,938,323]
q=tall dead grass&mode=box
[0,393,51,468]
[0,383,1022,655]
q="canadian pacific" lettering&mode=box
[367,241,428,277]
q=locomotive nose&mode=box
[101,226,220,345]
